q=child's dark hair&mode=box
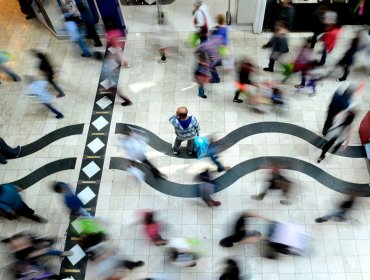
[144,211,155,225]
[198,52,207,62]
[53,182,66,193]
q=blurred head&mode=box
[216,14,226,25]
[144,211,155,225]
[176,106,188,119]
[198,52,207,62]
[194,0,202,8]
[53,182,67,193]
[281,0,291,7]
[343,110,355,126]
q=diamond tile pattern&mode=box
[92,116,109,131]
[82,161,100,178]
[87,137,105,154]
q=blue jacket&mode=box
[0,184,23,213]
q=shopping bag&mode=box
[218,45,229,57]
[193,136,209,159]
[188,33,200,48]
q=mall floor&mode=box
[1,0,370,280]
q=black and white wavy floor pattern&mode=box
[112,123,369,198]
[2,124,84,189]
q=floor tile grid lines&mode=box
[59,49,121,280]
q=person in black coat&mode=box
[219,259,241,280]
[0,138,21,164]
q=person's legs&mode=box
[0,64,21,81]
[47,73,65,96]
[86,24,102,47]
[319,48,327,65]
[264,59,275,72]
[233,89,243,103]
[198,84,206,98]
[322,114,334,136]
[119,259,144,270]
[142,157,161,177]
[76,38,92,57]
[209,65,220,83]
[210,154,225,172]
[338,65,350,81]
[44,103,64,119]
[173,137,183,154]
[159,48,167,63]
[17,201,47,223]
[318,138,336,162]
[331,141,343,155]
[0,137,20,157]
[186,138,194,154]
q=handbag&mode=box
[193,136,209,159]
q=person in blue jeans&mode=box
[63,8,92,58]
[53,182,90,217]
[206,136,230,172]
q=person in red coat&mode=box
[319,12,341,66]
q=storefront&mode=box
[263,0,370,31]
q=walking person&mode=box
[192,0,213,44]
[219,259,241,280]
[27,77,64,119]
[290,38,315,87]
[197,169,221,207]
[206,136,230,172]
[195,35,223,83]
[318,110,355,163]
[194,52,209,98]
[318,11,341,66]
[122,127,163,178]
[336,30,364,82]
[322,84,355,136]
[315,194,356,223]
[99,85,132,107]
[106,20,129,68]
[233,58,258,103]
[31,50,65,98]
[0,184,47,222]
[0,51,21,82]
[251,167,291,205]
[52,182,90,217]
[17,0,35,20]
[63,8,92,58]
[0,138,21,164]
[169,107,200,155]
[277,0,295,31]
[310,4,328,49]
[262,21,289,72]
[141,210,168,246]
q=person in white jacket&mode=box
[192,0,213,43]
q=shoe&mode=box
[56,114,64,119]
[31,215,48,223]
[252,230,262,237]
[12,75,21,82]
[122,63,130,68]
[280,200,290,205]
[209,79,220,83]
[81,53,92,58]
[127,261,145,270]
[213,201,221,207]
[336,78,346,82]
[15,146,21,157]
[121,101,133,106]
[61,251,74,257]
[173,150,179,155]
[0,159,8,164]
[94,42,103,47]
[251,195,263,200]
[233,99,243,103]
[198,95,207,99]
[158,59,167,63]
[56,93,65,98]
[294,84,304,89]
[317,156,325,163]
[187,151,193,155]
[315,217,328,223]
[25,14,36,20]
[263,67,273,72]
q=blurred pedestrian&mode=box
[195,35,223,83]
[53,182,90,217]
[11,260,62,280]
[27,77,64,119]
[212,14,229,57]
[63,8,92,58]
[86,241,144,280]
[167,237,203,267]
[197,169,221,207]
[219,259,241,280]
[336,30,363,82]
[99,84,132,107]
[262,21,289,72]
[169,107,200,155]
[219,212,263,247]
[322,84,355,135]
[0,50,21,82]
[206,136,230,172]
[194,52,209,98]
[106,20,129,68]
[122,127,162,178]
[315,194,356,223]
[252,167,291,205]
[277,0,295,31]
[3,232,72,261]
[318,110,355,163]
[0,184,47,222]
[233,58,257,103]
[192,0,213,44]
[310,4,328,49]
[141,210,168,246]
[0,138,21,164]
[318,11,341,66]
[31,50,65,98]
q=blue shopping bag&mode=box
[193,136,209,159]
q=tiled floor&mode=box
[1,0,370,280]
